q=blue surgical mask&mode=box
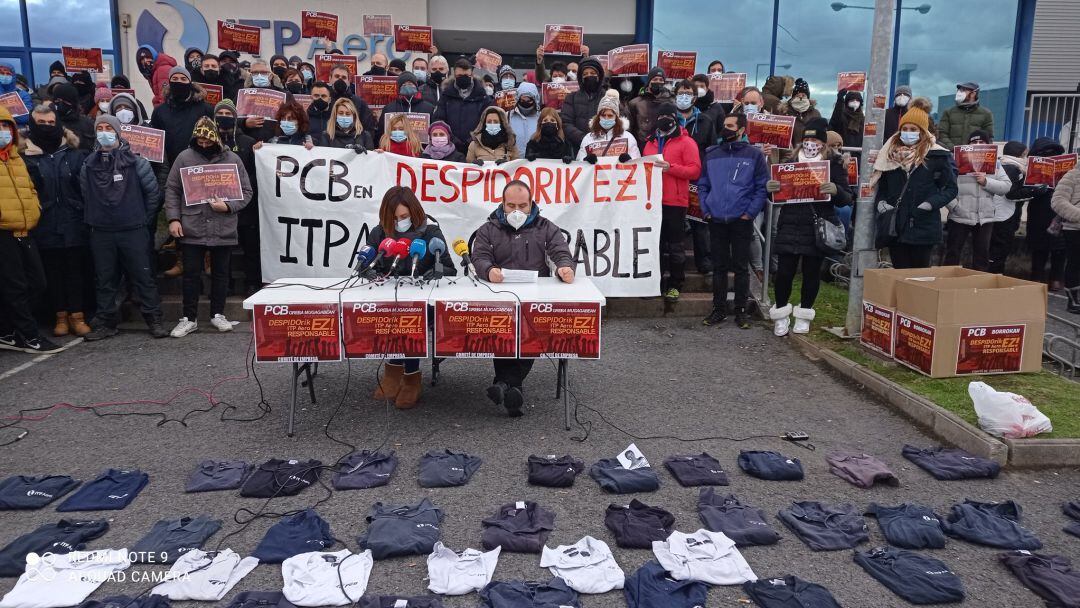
[485,123,501,136]
[0,129,11,147]
[252,74,270,88]
[675,93,693,111]
[599,117,616,130]
[743,103,759,115]
[280,120,297,135]
[899,131,920,146]
[301,69,313,82]
[390,130,407,142]
[335,115,354,129]
[95,131,117,147]
[0,74,12,86]
[395,218,412,233]
[413,69,427,82]
[501,78,515,90]
[400,85,417,97]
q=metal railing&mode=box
[1024,93,1080,152]
[1044,312,1080,379]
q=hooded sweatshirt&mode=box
[0,108,39,236]
[0,61,31,127]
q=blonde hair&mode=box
[380,113,422,155]
[325,98,360,140]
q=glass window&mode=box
[27,0,113,49]
[32,51,63,87]
[0,0,23,46]
[777,0,874,121]
[0,56,26,78]
[653,0,773,82]
[895,0,1017,140]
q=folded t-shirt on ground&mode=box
[866,503,946,550]
[0,475,80,510]
[0,519,109,577]
[854,546,965,604]
[527,455,584,487]
[663,453,729,487]
[332,451,397,490]
[589,458,660,493]
[999,550,1080,608]
[653,529,757,585]
[941,500,1042,550]
[540,536,624,594]
[697,488,781,546]
[426,542,500,596]
[604,499,675,549]
[737,451,803,481]
[130,515,222,563]
[75,594,172,608]
[239,459,322,498]
[480,501,555,553]
[418,450,482,488]
[777,501,869,551]
[623,560,708,608]
[224,591,298,608]
[742,576,842,608]
[56,469,148,511]
[358,498,443,559]
[185,460,251,493]
[826,450,899,488]
[252,508,335,563]
[479,578,580,608]
[901,444,1000,480]
[357,596,444,608]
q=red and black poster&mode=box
[0,92,28,117]
[315,54,357,83]
[846,156,859,186]
[953,144,998,175]
[894,313,935,375]
[236,88,287,119]
[708,72,746,104]
[494,89,516,112]
[519,302,601,359]
[293,94,313,111]
[119,124,165,163]
[860,301,894,356]
[656,51,696,81]
[179,164,243,206]
[301,11,338,41]
[770,161,830,203]
[873,93,887,109]
[356,75,397,109]
[363,15,393,37]
[543,24,584,55]
[434,300,518,358]
[687,183,704,223]
[1026,153,1078,187]
[837,71,866,92]
[475,48,502,73]
[62,47,104,73]
[217,21,261,54]
[201,83,223,106]
[254,303,342,362]
[863,121,878,136]
[746,113,796,149]
[394,25,433,52]
[342,301,428,359]
[541,81,578,111]
[956,324,1026,375]
[607,44,650,77]
[584,137,628,157]
[383,112,430,143]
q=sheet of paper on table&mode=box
[500,269,539,283]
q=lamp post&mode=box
[831,1,930,12]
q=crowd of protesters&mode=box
[1,32,1079,360]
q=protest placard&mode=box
[363,15,392,36]
[543,24,584,55]
[656,51,696,81]
[953,144,998,175]
[180,164,244,206]
[707,72,746,104]
[394,25,432,52]
[62,47,103,72]
[746,113,796,148]
[119,124,165,163]
[770,161,831,203]
[301,11,338,40]
[607,44,650,77]
[217,21,260,54]
[236,88,287,120]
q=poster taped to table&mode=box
[342,300,428,359]
[119,124,165,163]
[475,48,502,73]
[708,73,746,104]
[541,81,578,111]
[863,121,877,136]
[237,88,286,120]
[394,25,432,52]
[356,75,397,109]
[363,15,392,36]
[315,54,357,82]
[837,71,866,92]
[301,11,338,41]
[201,83,223,106]
[383,112,430,144]
[584,137,629,157]
[770,161,831,203]
[746,113,795,148]
[434,300,518,358]
[180,164,243,206]
[494,89,517,112]
[519,301,601,359]
[254,302,341,362]
[217,21,261,54]
[62,47,104,72]
[0,92,28,117]
[656,51,696,81]
[253,146,664,297]
[954,144,998,175]
[543,24,584,55]
[1025,153,1077,187]
[607,44,650,76]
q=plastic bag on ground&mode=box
[968,381,1052,439]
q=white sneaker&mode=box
[792,307,816,334]
[210,314,234,332]
[769,304,793,337]
[170,317,198,338]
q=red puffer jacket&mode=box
[642,127,701,208]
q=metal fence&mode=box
[1024,93,1080,151]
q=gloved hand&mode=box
[917,201,933,211]
[766,179,781,193]
[838,88,847,99]
[819,181,838,195]
[350,144,367,154]
[561,155,573,164]
[877,200,894,213]
[495,158,508,165]
[618,153,632,163]
[474,159,486,167]
[584,153,598,165]
[525,153,538,161]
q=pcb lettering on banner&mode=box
[708,73,746,104]
[343,301,428,359]
[584,137,628,157]
[494,89,516,112]
[894,313,935,375]
[383,112,430,143]
[474,49,502,73]
[1025,153,1077,187]
[254,147,663,297]
[315,54,357,83]
[656,51,696,81]
[180,164,243,206]
[356,75,397,109]
[394,25,433,52]
[543,24,584,56]
[520,302,601,359]
[119,125,165,163]
[201,83,223,106]
[770,161,830,203]
[237,88,286,120]
[860,301,894,356]
[363,15,392,37]
[301,11,338,41]
[435,301,518,358]
[217,21,261,54]
[541,81,578,111]
[0,92,28,117]
[254,303,341,362]
[607,44,650,77]
[837,71,866,92]
[956,324,1026,375]
[954,144,998,175]
[62,47,103,73]
[747,113,796,149]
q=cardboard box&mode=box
[860,266,983,356]
[893,274,1047,377]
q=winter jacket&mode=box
[883,104,906,141]
[1051,167,1080,231]
[375,94,435,143]
[873,143,958,246]
[576,129,641,160]
[697,140,770,222]
[238,77,292,143]
[194,70,243,104]
[937,103,994,149]
[366,221,457,277]
[315,128,374,151]
[510,108,540,158]
[628,88,674,150]
[59,112,95,152]
[149,52,178,108]
[773,152,853,257]
[419,80,444,107]
[23,130,88,248]
[524,136,573,161]
[560,86,607,151]
[0,112,39,236]
[693,92,727,128]
[466,107,518,164]
[307,102,332,137]
[777,100,822,145]
[761,76,788,114]
[471,206,574,280]
[1025,138,1067,250]
[219,129,258,228]
[421,148,465,163]
[676,107,716,159]
[266,131,312,147]
[946,161,1012,226]
[642,127,701,208]
[149,87,214,164]
[829,96,864,149]
[79,141,159,231]
[109,93,150,126]
[0,61,32,127]
[432,78,492,153]
[164,147,252,247]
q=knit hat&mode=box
[94,113,121,135]
[48,60,67,75]
[597,89,620,114]
[94,83,112,102]
[899,106,930,134]
[52,83,79,105]
[1002,141,1027,158]
[219,50,240,63]
[792,78,810,97]
[389,58,407,73]
[110,75,131,89]
[215,98,237,115]
[71,71,94,87]
[656,102,678,118]
[288,55,302,65]
[646,66,666,82]
[967,129,992,144]
[826,130,844,148]
[14,74,28,89]
[168,66,191,80]
[429,120,452,136]
[844,90,863,104]
[801,117,829,143]
[894,85,912,98]
[498,64,515,79]
[396,71,418,88]
[190,116,222,146]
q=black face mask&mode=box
[272,66,287,79]
[720,127,740,142]
[368,66,387,76]
[52,100,74,117]
[215,116,236,132]
[137,58,153,77]
[429,71,446,84]
[310,98,329,113]
[649,82,663,95]
[73,81,93,96]
[540,122,558,138]
[582,76,599,92]
[202,69,219,80]
[221,62,238,75]
[656,116,676,133]
[332,79,349,96]
[188,58,201,72]
[169,82,192,102]
[286,82,303,94]
[193,141,220,156]
[455,74,472,89]
[29,121,63,151]
[518,97,535,109]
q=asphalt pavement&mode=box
[0,317,1078,607]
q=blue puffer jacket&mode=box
[697,140,770,222]
[0,61,32,127]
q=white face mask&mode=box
[98,101,110,112]
[696,86,707,98]
[620,80,634,93]
[801,141,822,158]
[567,70,577,80]
[848,100,861,111]
[894,94,910,107]
[395,217,412,233]
[506,209,528,229]
[115,108,135,124]
[551,76,566,84]
[955,90,969,103]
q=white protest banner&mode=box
[255,146,663,297]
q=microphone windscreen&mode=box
[429,237,447,254]
[378,237,396,254]
[357,245,377,264]
[409,239,427,257]
[452,238,469,256]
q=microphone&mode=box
[428,237,447,279]
[408,239,428,279]
[353,245,377,277]
[387,238,412,273]
[452,238,479,278]
[366,238,396,271]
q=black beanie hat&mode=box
[48,60,66,75]
[657,102,678,118]
[396,71,418,88]
[1002,141,1027,157]
[793,78,810,97]
[802,117,830,142]
[389,58,407,72]
[111,75,131,89]
[52,83,79,105]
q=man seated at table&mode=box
[471,180,575,417]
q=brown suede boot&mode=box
[373,363,404,400]
[53,312,70,337]
[163,259,183,278]
[68,312,91,337]
[395,371,422,409]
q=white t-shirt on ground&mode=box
[426,542,500,595]
[0,549,130,608]
[282,549,373,606]
[151,549,259,601]
[540,535,625,593]
[653,529,757,585]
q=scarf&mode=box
[85,145,135,205]
[529,134,567,159]
[479,128,508,150]
[387,139,415,157]
[422,138,457,160]
[870,135,937,187]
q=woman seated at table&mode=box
[366,186,457,409]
